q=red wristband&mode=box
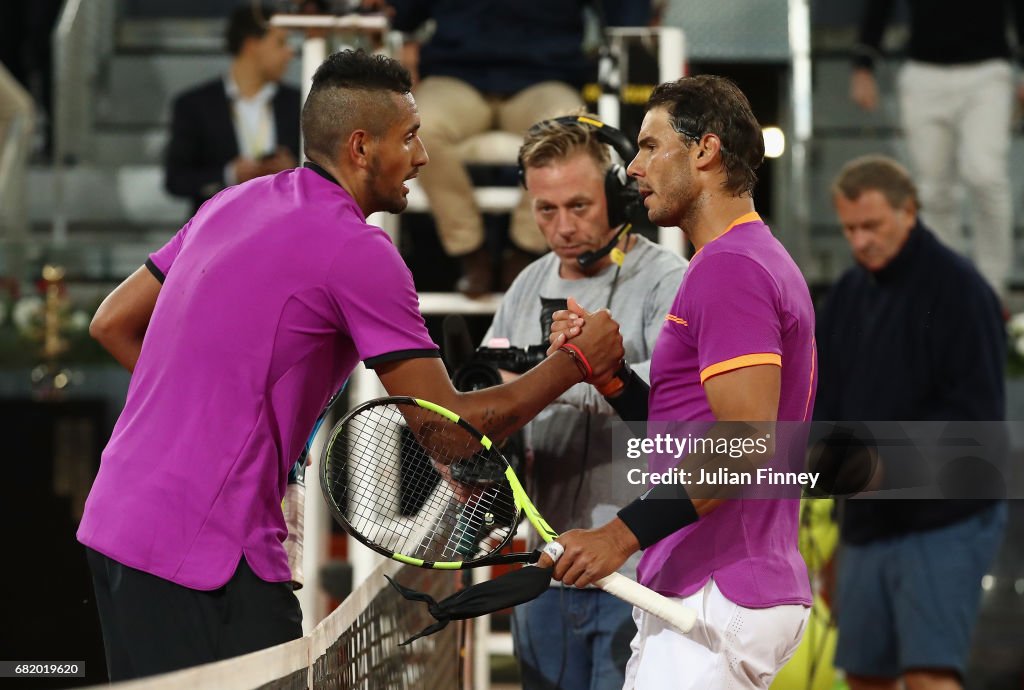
[558,343,593,381]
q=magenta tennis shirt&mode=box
[77,166,439,589]
[639,213,816,608]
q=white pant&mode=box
[898,59,1014,297]
[623,580,808,690]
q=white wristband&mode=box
[542,541,564,563]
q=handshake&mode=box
[546,297,626,393]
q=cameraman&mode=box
[487,117,686,690]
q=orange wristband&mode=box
[596,360,629,397]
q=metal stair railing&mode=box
[52,0,117,245]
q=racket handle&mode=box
[595,572,697,633]
[283,464,306,590]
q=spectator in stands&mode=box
[849,0,1024,298]
[164,4,300,215]
[492,115,685,690]
[816,155,1008,690]
[388,0,651,297]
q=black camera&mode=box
[451,345,548,391]
[448,297,567,392]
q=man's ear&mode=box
[347,130,372,169]
[694,133,722,170]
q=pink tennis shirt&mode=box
[77,166,439,589]
[639,212,816,608]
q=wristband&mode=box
[559,343,593,381]
[617,482,699,550]
[596,359,630,397]
[605,368,649,422]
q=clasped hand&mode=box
[546,297,624,387]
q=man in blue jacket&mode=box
[816,155,1008,690]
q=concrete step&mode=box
[4,224,179,283]
[813,57,903,133]
[101,53,230,127]
[29,164,189,225]
[117,17,226,53]
[808,136,1024,236]
[94,126,168,166]
[99,52,303,127]
[121,0,240,20]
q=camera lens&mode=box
[452,361,504,392]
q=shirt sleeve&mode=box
[853,0,896,70]
[635,258,685,381]
[685,252,783,384]
[146,219,193,283]
[327,228,439,367]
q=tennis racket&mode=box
[320,396,697,633]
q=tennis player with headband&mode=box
[78,49,623,681]
[542,76,817,689]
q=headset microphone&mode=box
[577,223,633,269]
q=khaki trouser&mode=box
[0,62,34,244]
[414,76,583,256]
[898,59,1015,297]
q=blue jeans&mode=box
[512,587,636,690]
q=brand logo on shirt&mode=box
[665,314,688,327]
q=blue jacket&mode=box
[815,223,1006,542]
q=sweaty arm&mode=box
[89,266,162,372]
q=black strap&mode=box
[385,565,554,645]
[617,482,700,550]
[606,368,649,437]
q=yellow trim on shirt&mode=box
[700,352,781,384]
[665,314,688,326]
[692,211,763,258]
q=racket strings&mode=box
[324,403,519,563]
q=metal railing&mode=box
[52,0,117,245]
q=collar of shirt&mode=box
[223,73,278,104]
[224,74,279,159]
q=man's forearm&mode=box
[455,349,585,440]
[96,333,144,372]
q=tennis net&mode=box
[87,560,462,690]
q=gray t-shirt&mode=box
[483,236,687,579]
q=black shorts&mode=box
[86,548,302,682]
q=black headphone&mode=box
[517,115,644,231]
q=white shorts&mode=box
[623,579,809,690]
